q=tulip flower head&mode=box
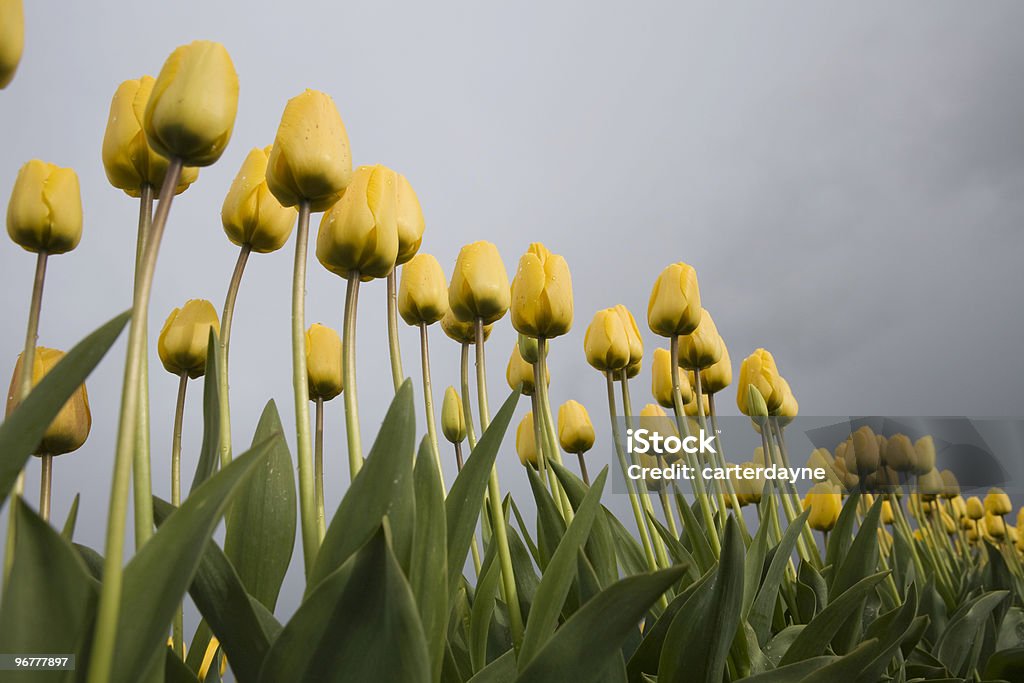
[506,341,547,396]
[802,483,842,532]
[158,299,221,379]
[584,308,631,372]
[736,348,784,415]
[7,160,82,254]
[913,436,936,475]
[517,333,539,364]
[557,400,595,454]
[699,342,732,395]
[677,308,722,370]
[395,174,425,266]
[613,305,644,368]
[398,253,449,325]
[448,241,510,324]
[221,146,296,253]
[6,347,91,456]
[885,434,916,472]
[441,386,466,444]
[516,411,539,467]
[652,347,691,408]
[0,0,24,89]
[441,309,492,344]
[306,323,343,402]
[647,262,701,337]
[317,165,399,280]
[985,487,1012,516]
[510,243,573,338]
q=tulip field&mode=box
[3,10,1024,683]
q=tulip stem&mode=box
[342,273,363,479]
[618,373,667,565]
[454,441,464,471]
[460,343,478,451]
[39,456,52,522]
[218,243,251,469]
[531,360,562,516]
[768,421,822,568]
[170,370,187,660]
[89,158,182,683]
[132,186,155,550]
[452,442,483,577]
[289,201,318,577]
[475,319,524,651]
[577,453,590,486]
[691,372,729,531]
[387,271,404,391]
[708,394,750,537]
[535,339,573,521]
[315,398,325,539]
[419,323,445,487]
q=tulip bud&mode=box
[558,400,595,454]
[157,299,220,379]
[736,349,785,415]
[441,386,466,444]
[317,165,399,280]
[951,495,967,519]
[939,470,959,499]
[584,308,631,372]
[652,348,690,409]
[306,323,343,402]
[677,308,722,370]
[448,241,510,324]
[940,510,957,535]
[638,453,664,492]
[741,461,765,505]
[613,305,643,367]
[518,334,539,363]
[807,448,838,486]
[144,41,239,166]
[913,436,936,475]
[102,77,200,198]
[398,253,449,325]
[647,262,702,337]
[516,411,538,467]
[885,434,916,472]
[441,309,492,344]
[218,146,297,253]
[985,487,1012,516]
[966,496,985,520]
[6,348,91,456]
[506,342,548,396]
[880,500,895,525]
[7,160,82,254]
[774,377,798,424]
[266,89,352,211]
[850,426,881,475]
[746,386,769,427]
[0,0,24,89]
[625,358,642,379]
[918,469,944,499]
[699,343,732,395]
[802,483,841,532]
[684,392,710,418]
[879,528,894,555]
[395,174,425,266]
[966,525,980,544]
[510,243,573,338]
[985,512,1006,541]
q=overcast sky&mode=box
[2,1,1024,628]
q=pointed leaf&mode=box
[61,493,81,541]
[190,330,222,492]
[411,437,449,682]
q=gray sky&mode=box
[3,0,1024,629]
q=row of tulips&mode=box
[3,8,1024,682]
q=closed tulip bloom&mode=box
[740,461,765,505]
[918,469,944,498]
[807,448,838,485]
[6,348,91,456]
[745,386,770,426]
[558,400,595,454]
[966,496,985,521]
[647,262,701,337]
[985,487,1012,516]
[774,377,798,423]
[395,174,425,266]
[885,434,916,472]
[441,386,466,444]
[913,436,936,475]
[1017,506,1024,531]
[441,309,492,344]
[0,0,24,89]
[506,341,548,396]
[613,305,643,367]
[398,253,448,325]
[652,348,690,409]
[317,165,399,280]
[951,495,967,519]
[158,299,221,379]
[266,89,352,211]
[625,358,642,379]
[221,146,296,252]
[683,392,710,418]
[448,241,510,324]
[699,343,732,395]
[144,41,239,166]
[102,77,200,198]
[850,426,881,475]
[881,500,895,525]
[7,160,82,254]
[677,308,722,370]
[584,308,630,372]
[306,323,343,401]
[939,470,959,499]
[516,412,538,467]
[984,512,1007,541]
[803,483,841,532]
[518,334,539,363]
[510,243,573,338]
[736,349,784,415]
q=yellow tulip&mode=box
[266,89,352,211]
[316,165,399,280]
[516,411,538,467]
[699,343,732,395]
[951,495,967,519]
[558,400,595,454]
[939,470,959,499]
[880,500,895,525]
[652,348,690,409]
[984,512,1006,541]
[849,426,881,475]
[440,309,492,344]
[917,469,944,498]
[398,253,449,325]
[102,77,200,198]
[448,241,510,324]
[144,41,239,166]
[683,392,709,418]
[625,358,642,379]
[506,341,548,396]
[510,243,573,338]
[985,487,1012,516]
[518,334,539,363]
[966,496,984,521]
[613,305,643,367]
[395,174,425,266]
[584,308,630,372]
[1017,506,1024,531]
[774,377,798,424]
[736,349,784,415]
[441,386,466,444]
[157,300,221,379]
[802,483,841,532]
[7,160,82,254]
[913,436,936,475]
[306,323,343,402]
[739,461,765,505]
[647,262,701,337]
[221,146,296,253]
[677,308,722,370]
[885,434,916,472]
[0,0,24,88]
[6,348,91,456]
[638,452,664,492]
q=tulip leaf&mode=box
[518,467,608,670]
[748,508,810,645]
[983,646,1024,681]
[605,510,648,578]
[258,527,431,683]
[550,460,619,589]
[61,492,81,541]
[526,466,567,570]
[935,590,1009,677]
[507,522,540,623]
[510,496,541,568]
[649,513,697,580]
[658,516,745,683]
[109,438,273,683]
[796,638,882,683]
[466,649,516,683]
[470,543,502,672]
[824,492,860,572]
[224,400,296,612]
[674,490,715,572]
[514,565,686,683]
[742,496,771,615]
[828,495,882,654]
[165,648,201,683]
[731,656,837,682]
[307,380,415,592]
[411,436,449,683]
[190,331,222,492]
[0,310,130,508]
[446,390,519,596]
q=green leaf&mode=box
[190,330,222,493]
[649,513,696,579]
[109,438,273,683]
[470,543,502,672]
[797,638,882,683]
[748,508,810,644]
[307,380,416,592]
[258,527,431,683]
[515,566,687,683]
[936,590,1009,677]
[446,390,519,596]
[659,516,745,683]
[467,649,516,683]
[984,646,1024,681]
[411,437,449,683]
[824,492,860,571]
[507,522,540,623]
[526,466,566,570]
[61,493,81,541]
[165,648,200,683]
[674,490,715,572]
[0,310,130,507]
[224,400,296,612]
[606,511,648,578]
[510,497,541,568]
[743,498,771,615]
[732,656,837,682]
[550,460,618,588]
[829,496,883,654]
[518,467,609,669]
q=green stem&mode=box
[454,441,483,578]
[619,373,669,561]
[342,273,363,478]
[289,202,318,576]
[691,373,729,530]
[761,429,812,566]
[218,243,251,469]
[387,270,404,391]
[315,398,325,540]
[535,339,573,521]
[419,323,445,487]
[767,421,822,568]
[132,184,155,550]
[460,343,478,451]
[531,356,563,517]
[89,159,182,683]
[39,456,52,522]
[708,394,750,537]
[170,371,187,660]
